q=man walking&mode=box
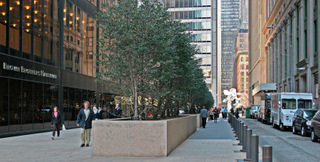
[200,106,208,128]
[77,101,94,147]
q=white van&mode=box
[271,92,313,131]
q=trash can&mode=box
[246,107,251,118]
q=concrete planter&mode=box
[92,114,200,157]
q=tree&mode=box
[96,0,214,119]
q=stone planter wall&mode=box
[92,114,200,157]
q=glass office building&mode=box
[164,0,218,102]
[0,0,114,137]
[219,0,239,107]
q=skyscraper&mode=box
[164,0,218,105]
[218,0,240,107]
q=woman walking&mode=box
[51,106,62,140]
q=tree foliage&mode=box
[96,0,214,119]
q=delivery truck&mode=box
[271,92,313,131]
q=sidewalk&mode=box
[0,118,245,162]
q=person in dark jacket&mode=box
[51,106,63,140]
[235,108,239,119]
[113,103,122,118]
[200,106,208,128]
[97,107,103,120]
[77,101,94,147]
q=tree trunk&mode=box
[133,79,138,119]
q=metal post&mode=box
[251,134,259,162]
[241,125,248,152]
[239,122,243,145]
[262,145,273,162]
[245,129,252,161]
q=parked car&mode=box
[311,110,320,142]
[251,105,259,119]
[292,109,317,136]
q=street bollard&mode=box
[241,125,248,152]
[245,129,252,161]
[262,145,272,162]
[251,134,259,162]
[239,122,243,145]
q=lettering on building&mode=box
[2,62,57,79]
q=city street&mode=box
[241,118,320,162]
[0,118,245,162]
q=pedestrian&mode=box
[221,107,225,118]
[200,106,208,128]
[241,107,245,116]
[113,103,122,118]
[77,101,94,147]
[213,107,218,123]
[235,108,239,119]
[209,108,214,120]
[93,107,98,120]
[223,107,228,119]
[51,106,63,140]
[97,107,103,120]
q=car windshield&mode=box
[303,110,317,118]
[298,99,313,109]
[282,99,296,109]
[252,106,258,110]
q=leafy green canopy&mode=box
[96,0,214,118]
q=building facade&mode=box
[0,0,114,137]
[235,51,249,107]
[249,0,320,108]
[218,0,240,107]
[164,0,218,106]
[235,29,249,107]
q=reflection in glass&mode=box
[43,0,59,66]
[0,0,7,54]
[9,79,21,132]
[33,0,42,62]
[22,0,32,59]
[22,81,33,131]
[0,78,8,133]
[9,0,21,57]
[44,84,54,128]
[33,82,43,129]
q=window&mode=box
[282,99,296,109]
[298,99,313,109]
[303,110,317,118]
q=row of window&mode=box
[165,0,211,8]
[0,77,114,134]
[0,0,97,77]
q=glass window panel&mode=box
[41,84,56,128]
[33,0,42,62]
[33,82,43,129]
[22,81,33,131]
[69,88,77,125]
[75,89,82,115]
[9,79,21,132]
[0,78,8,134]
[22,0,31,59]
[0,0,7,54]
[9,0,21,57]
[43,0,59,66]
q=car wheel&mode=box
[280,123,285,131]
[301,126,307,136]
[311,130,318,142]
[293,125,297,134]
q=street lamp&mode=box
[267,25,294,92]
